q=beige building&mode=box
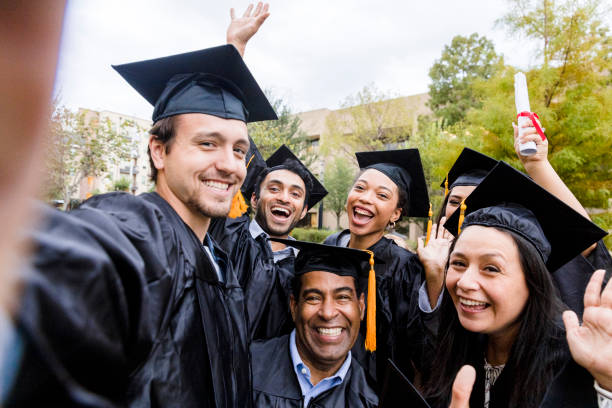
[76,108,153,200]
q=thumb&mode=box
[417,236,424,251]
[449,365,476,408]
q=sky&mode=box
[54,0,546,121]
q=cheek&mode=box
[445,269,459,292]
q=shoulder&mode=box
[251,335,289,366]
[323,229,349,246]
[346,358,379,406]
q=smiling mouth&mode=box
[352,206,374,225]
[459,296,490,311]
[271,206,291,219]
[203,180,230,191]
[317,327,343,337]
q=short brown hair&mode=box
[148,116,177,182]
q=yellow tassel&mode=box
[364,250,376,352]
[457,200,467,235]
[227,153,257,219]
[444,172,449,197]
[425,203,433,246]
[228,190,249,218]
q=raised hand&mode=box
[512,120,548,168]
[449,365,476,408]
[563,269,612,392]
[417,217,452,308]
[226,2,270,57]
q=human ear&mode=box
[299,205,308,220]
[358,292,365,320]
[390,207,402,223]
[250,192,257,209]
[149,135,165,172]
[290,294,297,323]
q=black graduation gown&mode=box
[251,335,379,408]
[553,240,612,317]
[324,230,434,391]
[7,192,252,408]
[209,216,294,340]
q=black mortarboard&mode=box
[266,145,328,209]
[441,148,498,193]
[355,149,429,217]
[444,162,607,271]
[379,359,431,408]
[242,136,267,200]
[112,45,277,123]
[271,237,378,352]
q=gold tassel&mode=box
[425,203,433,245]
[364,250,376,352]
[444,172,449,197]
[228,153,256,219]
[457,200,467,235]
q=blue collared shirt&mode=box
[248,219,297,263]
[289,329,351,406]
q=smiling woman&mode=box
[324,148,433,390]
[423,162,610,408]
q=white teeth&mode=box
[355,208,373,216]
[317,327,342,336]
[271,207,290,216]
[459,297,487,307]
[204,180,229,190]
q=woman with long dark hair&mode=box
[324,149,435,390]
[423,162,612,407]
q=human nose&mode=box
[215,146,242,177]
[456,266,479,292]
[318,297,339,321]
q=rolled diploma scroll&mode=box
[514,72,537,156]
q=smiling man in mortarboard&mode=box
[5,6,272,408]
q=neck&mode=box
[155,183,210,242]
[269,238,288,252]
[297,344,346,386]
[486,324,520,366]
[348,229,384,250]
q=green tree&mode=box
[43,102,134,208]
[462,0,611,208]
[323,157,355,229]
[321,84,416,155]
[247,90,315,166]
[428,33,502,126]
[113,177,131,192]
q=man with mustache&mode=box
[5,6,274,407]
[210,145,327,340]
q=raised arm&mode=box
[226,2,270,57]
[513,121,597,256]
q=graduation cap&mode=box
[266,145,328,210]
[379,359,431,408]
[228,136,267,218]
[440,148,498,196]
[112,44,277,123]
[444,162,607,271]
[270,238,378,353]
[355,149,429,217]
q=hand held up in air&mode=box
[417,217,452,308]
[448,365,476,408]
[227,2,270,57]
[563,269,612,392]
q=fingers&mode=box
[600,270,612,308]
[417,236,424,251]
[230,8,235,20]
[253,2,262,16]
[242,3,254,17]
[562,310,580,333]
[438,217,449,239]
[449,365,476,408]
[512,122,518,140]
[584,269,606,309]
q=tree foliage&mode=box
[323,157,356,228]
[321,84,415,155]
[247,90,315,167]
[462,0,611,208]
[428,33,502,126]
[43,102,134,207]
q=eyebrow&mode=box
[301,288,323,298]
[355,179,393,193]
[451,250,506,260]
[193,131,249,148]
[268,179,305,192]
[334,287,356,295]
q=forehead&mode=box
[300,271,356,292]
[357,168,398,192]
[263,169,306,189]
[454,225,518,259]
[449,185,476,198]
[173,113,248,142]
